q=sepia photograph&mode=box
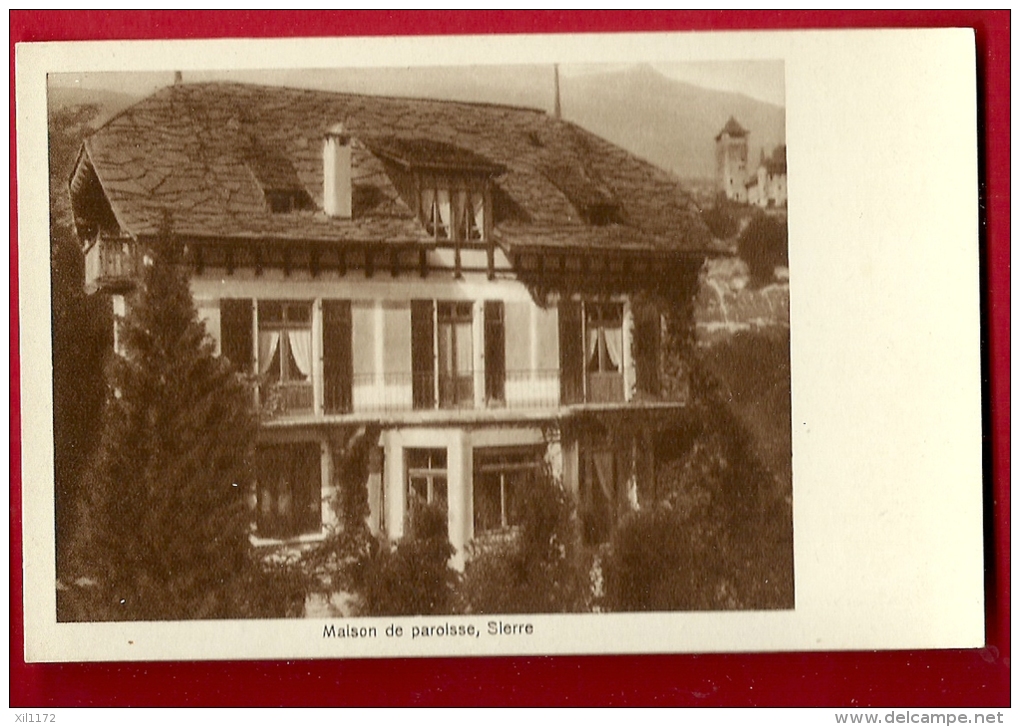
[17,27,986,665]
[48,61,792,622]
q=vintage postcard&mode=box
[16,29,983,662]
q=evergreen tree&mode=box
[78,229,288,620]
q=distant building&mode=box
[714,116,749,204]
[715,117,787,209]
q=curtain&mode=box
[436,189,451,235]
[420,188,435,223]
[456,189,469,238]
[288,329,312,379]
[603,324,623,369]
[471,191,485,238]
[587,327,600,369]
[258,331,280,376]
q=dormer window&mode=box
[363,137,502,243]
[418,175,487,242]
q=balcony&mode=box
[586,372,625,404]
[342,370,561,415]
[260,381,314,418]
[84,235,139,293]
[260,368,649,423]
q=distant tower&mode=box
[715,116,749,203]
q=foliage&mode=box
[459,469,586,614]
[48,102,110,578]
[360,502,458,616]
[701,198,740,240]
[68,228,297,620]
[301,428,381,599]
[601,329,792,611]
[602,505,738,612]
[737,212,788,286]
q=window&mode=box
[418,176,486,241]
[483,301,505,403]
[473,448,542,533]
[559,300,626,404]
[586,303,623,374]
[406,448,448,508]
[258,301,313,413]
[438,302,474,407]
[255,442,322,538]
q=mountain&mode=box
[561,65,786,180]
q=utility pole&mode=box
[553,64,561,119]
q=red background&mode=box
[10,11,1010,707]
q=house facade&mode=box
[68,82,716,566]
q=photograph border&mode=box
[11,10,1009,706]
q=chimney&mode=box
[173,71,183,85]
[323,123,352,219]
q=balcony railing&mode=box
[343,370,562,415]
[84,235,139,293]
[261,369,641,419]
[260,381,314,418]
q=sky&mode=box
[49,60,785,108]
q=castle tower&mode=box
[715,116,749,203]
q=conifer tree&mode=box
[79,228,287,620]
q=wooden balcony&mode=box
[84,235,140,294]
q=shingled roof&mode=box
[72,82,713,255]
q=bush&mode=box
[360,502,458,616]
[737,213,788,285]
[459,471,586,614]
[701,201,740,240]
[602,506,736,612]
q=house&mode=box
[747,145,788,209]
[715,116,787,209]
[714,116,749,204]
[68,81,717,566]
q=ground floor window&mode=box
[473,447,543,534]
[406,448,448,509]
[255,442,322,538]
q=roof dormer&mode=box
[364,137,505,242]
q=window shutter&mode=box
[411,300,435,409]
[558,299,583,404]
[220,298,254,373]
[322,300,353,413]
[633,302,661,398]
[484,301,505,403]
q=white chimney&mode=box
[323,123,352,219]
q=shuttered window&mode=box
[558,299,583,405]
[633,302,661,398]
[220,298,254,374]
[484,301,505,403]
[322,300,353,414]
[411,300,435,409]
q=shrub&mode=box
[459,471,586,614]
[360,502,458,616]
[737,213,788,285]
[602,506,734,612]
[701,200,740,240]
